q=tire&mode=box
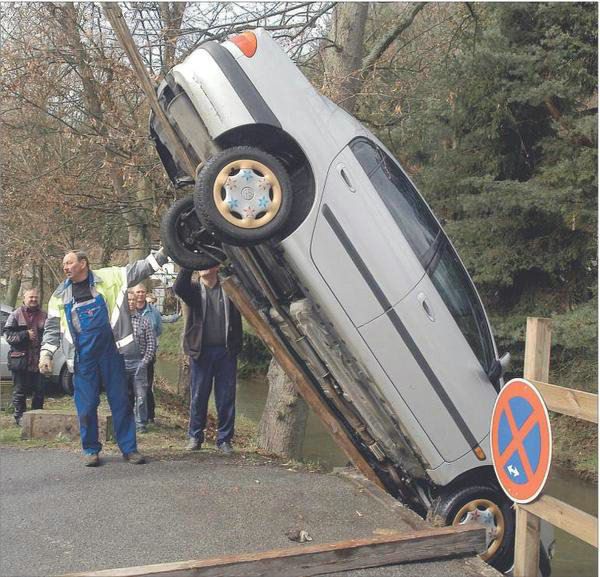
[428,484,515,572]
[60,365,74,396]
[161,195,226,269]
[194,146,293,246]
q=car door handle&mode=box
[417,292,435,322]
[337,164,355,193]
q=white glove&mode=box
[39,352,53,375]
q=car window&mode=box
[428,241,495,373]
[0,310,8,331]
[350,138,441,268]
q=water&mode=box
[545,468,597,577]
[156,359,597,575]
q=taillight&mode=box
[230,31,257,57]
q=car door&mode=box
[360,240,498,462]
[310,143,427,328]
[343,139,498,461]
[0,308,11,380]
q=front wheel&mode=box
[428,484,515,572]
[194,146,293,246]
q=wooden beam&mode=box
[514,505,541,577]
[101,3,198,176]
[530,379,598,423]
[521,494,598,548]
[61,525,486,577]
[524,317,552,383]
[221,274,385,489]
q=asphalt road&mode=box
[0,447,498,577]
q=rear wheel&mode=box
[428,484,515,572]
[194,146,293,246]
[161,195,226,269]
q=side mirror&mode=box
[499,352,511,372]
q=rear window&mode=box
[350,138,440,268]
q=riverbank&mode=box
[156,318,597,482]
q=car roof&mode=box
[1,304,14,314]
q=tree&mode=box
[257,359,308,459]
[391,3,597,387]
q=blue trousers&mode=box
[74,342,137,456]
[189,346,237,445]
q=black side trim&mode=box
[202,41,281,129]
[322,203,479,450]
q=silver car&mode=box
[1,304,72,394]
[153,29,549,574]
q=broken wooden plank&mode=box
[221,274,385,489]
[62,525,486,577]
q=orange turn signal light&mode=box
[230,31,257,58]
[473,446,486,461]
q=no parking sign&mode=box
[490,378,552,504]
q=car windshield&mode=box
[350,138,495,373]
[350,138,440,268]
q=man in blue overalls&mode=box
[39,249,167,467]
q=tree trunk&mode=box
[5,262,22,307]
[321,3,368,113]
[257,358,309,460]
[159,2,187,74]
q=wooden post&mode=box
[101,3,206,176]
[514,505,541,577]
[221,274,386,490]
[514,317,552,576]
[524,317,552,383]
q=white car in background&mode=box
[152,29,551,574]
[0,304,72,394]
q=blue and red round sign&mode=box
[490,378,552,504]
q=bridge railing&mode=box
[513,317,598,577]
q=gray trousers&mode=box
[125,358,149,428]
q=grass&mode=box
[0,377,260,459]
[550,413,598,482]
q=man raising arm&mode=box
[39,249,167,467]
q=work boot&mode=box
[217,442,233,455]
[123,451,146,465]
[185,438,201,451]
[84,454,100,467]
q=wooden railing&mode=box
[513,317,598,577]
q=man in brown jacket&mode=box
[173,267,242,453]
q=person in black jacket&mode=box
[3,289,47,425]
[173,267,242,453]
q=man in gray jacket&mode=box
[173,266,242,453]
